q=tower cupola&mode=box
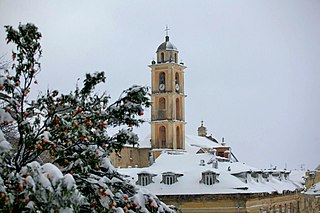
[198,121,207,137]
[156,34,179,63]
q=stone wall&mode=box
[109,147,150,168]
[158,192,300,213]
[305,170,320,189]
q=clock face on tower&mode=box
[159,83,165,91]
[175,83,180,92]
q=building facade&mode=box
[112,32,307,213]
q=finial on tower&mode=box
[165,25,170,36]
[165,25,170,42]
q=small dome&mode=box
[156,36,178,52]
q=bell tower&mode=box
[149,30,186,159]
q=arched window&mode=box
[159,126,166,148]
[159,97,166,109]
[159,97,166,119]
[176,126,181,149]
[161,52,164,63]
[175,72,180,93]
[175,72,179,84]
[159,72,166,92]
[130,149,133,160]
[176,98,181,120]
[174,53,178,63]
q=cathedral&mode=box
[109,33,306,212]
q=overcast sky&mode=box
[1,0,319,170]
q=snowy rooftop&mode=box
[135,134,226,151]
[305,182,320,195]
[118,134,304,196]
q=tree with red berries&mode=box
[0,23,174,212]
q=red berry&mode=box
[18,184,23,191]
[139,111,144,116]
[132,202,137,207]
[0,85,3,90]
[101,121,107,128]
[77,107,82,112]
[36,144,43,150]
[23,179,27,184]
[15,81,20,86]
[25,198,30,203]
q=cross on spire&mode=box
[165,25,170,36]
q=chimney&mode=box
[221,137,226,146]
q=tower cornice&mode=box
[148,62,187,69]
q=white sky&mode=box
[0,0,319,170]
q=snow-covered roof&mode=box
[120,134,303,196]
[305,182,320,195]
[136,134,226,151]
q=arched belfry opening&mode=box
[176,126,181,149]
[159,126,166,148]
[159,97,166,119]
[176,98,181,120]
[175,72,179,84]
[159,72,166,90]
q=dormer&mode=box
[284,170,290,180]
[251,171,263,183]
[136,172,157,186]
[199,170,220,185]
[232,171,251,183]
[161,172,183,185]
[271,171,282,181]
[262,171,270,182]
